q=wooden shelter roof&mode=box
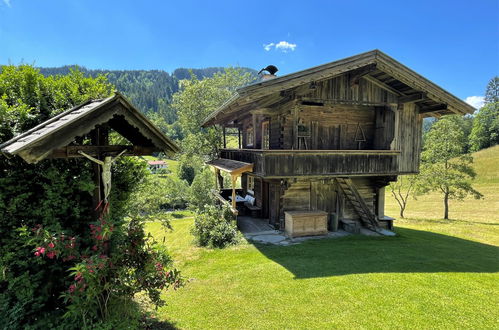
[0,92,180,163]
[207,158,253,175]
[202,50,475,127]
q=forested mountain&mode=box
[38,66,257,124]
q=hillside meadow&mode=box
[145,146,499,329]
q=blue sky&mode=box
[1,0,498,107]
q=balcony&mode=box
[219,149,401,177]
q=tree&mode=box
[389,175,419,218]
[469,102,499,151]
[189,167,216,211]
[172,68,254,159]
[484,76,499,104]
[469,76,499,152]
[419,116,483,219]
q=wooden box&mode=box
[284,211,328,238]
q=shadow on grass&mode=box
[142,318,179,330]
[401,217,499,226]
[253,227,499,279]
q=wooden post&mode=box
[231,174,237,210]
[90,127,102,220]
[214,168,220,190]
[238,129,241,149]
[222,126,226,149]
[377,187,385,218]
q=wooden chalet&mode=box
[203,50,475,233]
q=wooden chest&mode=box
[284,211,328,238]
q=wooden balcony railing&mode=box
[220,149,401,177]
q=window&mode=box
[247,175,254,195]
[246,127,254,147]
[262,121,270,149]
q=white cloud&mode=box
[275,41,297,52]
[263,43,274,51]
[262,40,297,52]
[465,96,485,109]
[3,0,11,7]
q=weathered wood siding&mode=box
[394,103,422,173]
[281,104,377,150]
[294,73,399,105]
[276,177,376,226]
[220,149,400,177]
[340,178,376,221]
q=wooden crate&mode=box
[284,211,328,238]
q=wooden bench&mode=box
[378,216,396,230]
[244,202,261,217]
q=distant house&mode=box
[147,160,167,173]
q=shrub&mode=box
[189,167,216,211]
[191,204,240,248]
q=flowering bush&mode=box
[27,216,183,326]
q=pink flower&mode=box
[36,247,45,254]
[92,245,98,251]
[69,284,76,293]
[48,242,55,248]
[96,235,103,241]
[46,251,56,259]
[75,273,82,281]
[34,251,40,257]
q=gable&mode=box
[202,50,475,127]
[0,92,179,163]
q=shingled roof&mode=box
[0,92,179,163]
[202,50,475,127]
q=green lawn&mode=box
[145,146,499,329]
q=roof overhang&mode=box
[0,92,180,163]
[202,50,475,127]
[207,158,253,176]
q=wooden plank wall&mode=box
[341,178,376,221]
[395,103,422,173]
[295,73,399,104]
[279,177,377,226]
[269,115,280,149]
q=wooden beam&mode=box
[419,104,447,114]
[362,75,404,96]
[349,64,377,87]
[399,93,427,104]
[47,145,159,159]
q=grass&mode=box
[144,146,499,329]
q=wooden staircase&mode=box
[335,177,379,231]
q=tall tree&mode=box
[484,76,499,104]
[469,76,499,152]
[419,116,482,219]
[172,67,254,159]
